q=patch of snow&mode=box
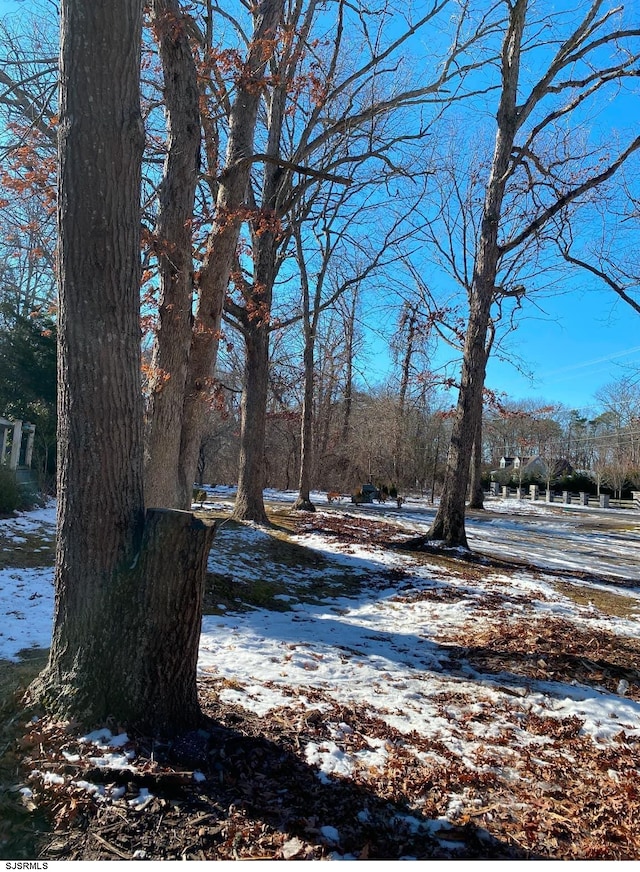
[319,824,340,846]
[127,787,154,809]
[305,740,354,779]
[3,493,640,817]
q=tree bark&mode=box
[294,336,316,511]
[144,0,201,509]
[119,510,216,732]
[33,0,217,736]
[395,305,418,484]
[423,0,527,548]
[176,0,285,510]
[341,291,357,443]
[38,510,216,733]
[232,324,270,522]
[231,50,288,522]
[426,308,491,547]
[468,414,485,510]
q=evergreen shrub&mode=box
[554,473,597,496]
[0,466,21,514]
[0,467,41,513]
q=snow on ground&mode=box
[3,491,640,814]
[199,527,640,769]
[0,501,56,661]
[0,566,54,659]
[197,488,640,789]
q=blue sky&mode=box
[364,285,640,413]
[2,0,638,414]
[0,0,28,15]
[485,289,640,412]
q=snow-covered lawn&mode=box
[3,491,640,858]
[0,501,55,661]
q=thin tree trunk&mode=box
[395,306,417,484]
[468,413,485,509]
[293,218,319,512]
[177,0,285,510]
[145,0,201,508]
[430,430,441,504]
[295,337,316,511]
[232,55,287,521]
[232,324,270,523]
[341,291,357,442]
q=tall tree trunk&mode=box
[468,413,485,509]
[145,0,201,508]
[315,364,335,475]
[423,0,527,548]
[341,291,357,443]
[231,219,277,523]
[427,309,490,547]
[395,305,418,484]
[293,218,319,512]
[232,56,287,521]
[33,0,217,735]
[232,324,270,522]
[176,0,285,510]
[295,336,316,511]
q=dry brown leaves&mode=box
[6,511,640,860]
[15,668,640,861]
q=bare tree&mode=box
[418,0,640,548]
[0,10,58,316]
[0,10,57,150]
[143,0,203,509]
[221,0,495,521]
[291,174,413,510]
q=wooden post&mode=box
[9,420,22,469]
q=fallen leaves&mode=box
[5,509,640,859]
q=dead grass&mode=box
[0,650,50,858]
[0,527,55,571]
[553,580,640,620]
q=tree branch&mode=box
[559,247,640,316]
[216,153,352,186]
[500,135,640,254]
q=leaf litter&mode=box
[2,490,640,859]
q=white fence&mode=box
[488,483,640,511]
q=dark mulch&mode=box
[17,690,530,861]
